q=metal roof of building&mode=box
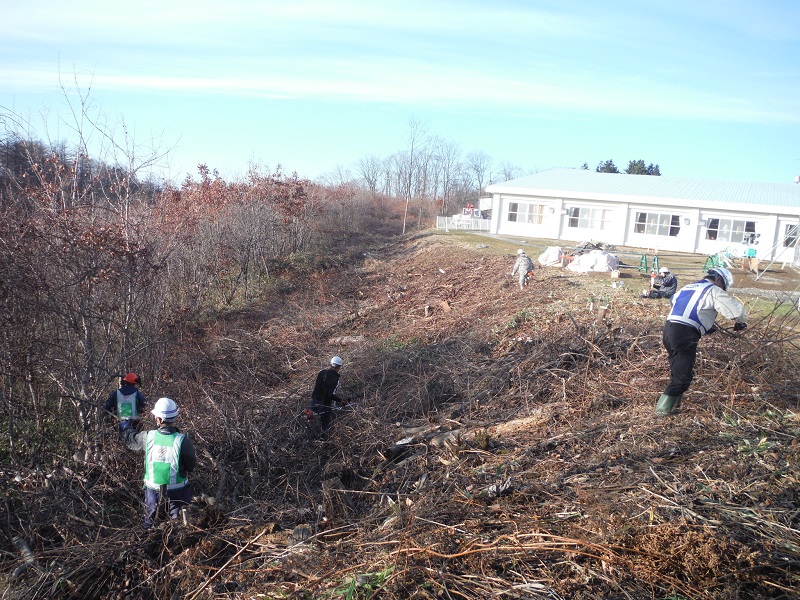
[486,168,800,209]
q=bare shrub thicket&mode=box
[0,125,396,467]
[0,128,173,451]
[2,216,800,598]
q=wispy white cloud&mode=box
[2,1,799,129]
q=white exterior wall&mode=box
[623,204,697,252]
[490,194,564,238]
[697,211,791,262]
[490,191,800,262]
[557,200,628,246]
[772,216,800,264]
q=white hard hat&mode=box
[659,267,670,274]
[707,267,733,290]
[152,397,179,420]
[330,356,343,367]
[517,249,524,255]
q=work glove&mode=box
[118,420,132,433]
[706,325,718,334]
[733,322,747,332]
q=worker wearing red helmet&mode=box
[103,372,148,431]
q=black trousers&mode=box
[144,485,192,529]
[662,321,702,397]
[310,399,332,434]
[647,290,672,299]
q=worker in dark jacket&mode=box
[121,397,197,528]
[310,356,344,438]
[656,267,747,416]
[641,267,678,299]
[103,372,147,431]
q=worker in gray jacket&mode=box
[656,267,747,416]
[511,249,535,290]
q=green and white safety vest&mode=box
[116,390,140,420]
[144,430,188,490]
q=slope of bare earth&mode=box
[3,231,800,599]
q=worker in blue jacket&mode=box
[103,372,147,431]
[656,267,747,416]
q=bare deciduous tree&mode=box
[466,150,493,195]
[356,154,382,196]
[432,138,462,216]
[400,117,430,234]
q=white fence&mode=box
[436,216,491,232]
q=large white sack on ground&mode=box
[538,246,563,267]
[566,250,620,273]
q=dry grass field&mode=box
[4,230,800,599]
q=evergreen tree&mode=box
[595,159,619,173]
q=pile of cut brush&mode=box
[565,239,617,255]
[3,232,800,599]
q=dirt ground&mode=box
[4,230,800,599]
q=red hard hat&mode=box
[122,372,139,384]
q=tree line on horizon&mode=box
[326,119,662,234]
[583,158,662,175]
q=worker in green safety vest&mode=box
[103,372,147,431]
[121,397,197,529]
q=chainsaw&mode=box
[303,399,354,421]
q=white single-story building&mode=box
[484,169,800,264]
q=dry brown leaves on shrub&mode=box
[3,232,800,599]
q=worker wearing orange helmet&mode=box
[103,372,148,431]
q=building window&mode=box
[784,224,799,248]
[507,202,544,224]
[566,207,611,229]
[705,218,755,243]
[634,212,681,236]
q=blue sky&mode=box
[2,0,799,185]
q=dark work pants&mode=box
[144,485,192,529]
[310,399,332,437]
[647,290,672,299]
[662,321,702,397]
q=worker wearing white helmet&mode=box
[510,249,535,291]
[641,266,678,299]
[309,356,346,438]
[656,266,747,416]
[120,396,197,528]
